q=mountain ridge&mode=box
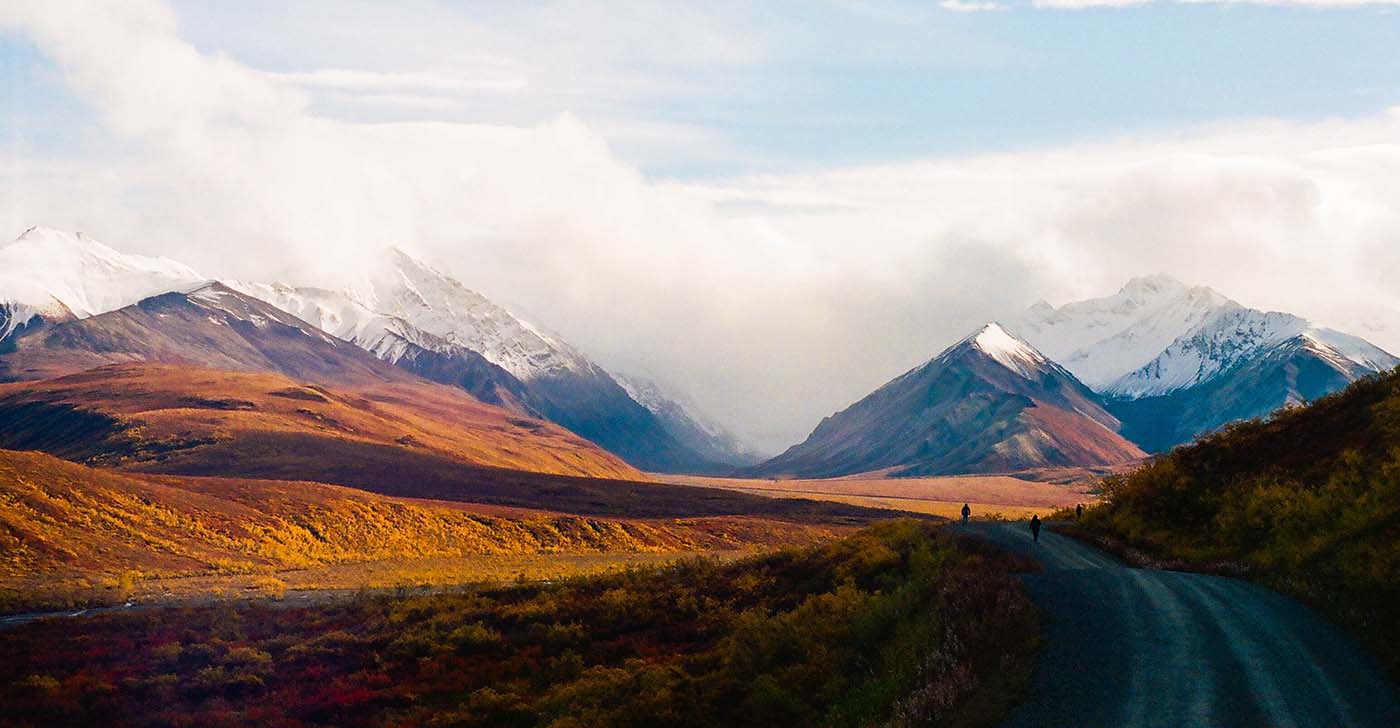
[225,249,734,473]
[0,226,205,341]
[1,229,742,474]
[1013,274,1397,399]
[1013,274,1398,451]
[747,323,1145,478]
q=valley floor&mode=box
[0,550,760,620]
[658,470,1097,519]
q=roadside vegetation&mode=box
[1078,368,1400,675]
[1,520,1037,727]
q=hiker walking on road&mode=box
[961,503,971,525]
[1030,515,1042,544]
[1075,503,1084,521]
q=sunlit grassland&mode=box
[0,449,847,613]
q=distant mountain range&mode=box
[752,277,1397,478]
[5,228,1395,480]
[1011,274,1399,453]
[0,227,752,473]
[614,373,764,469]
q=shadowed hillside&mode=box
[0,283,417,387]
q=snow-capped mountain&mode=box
[346,248,594,381]
[0,230,730,473]
[959,321,1054,379]
[228,248,733,473]
[614,373,762,467]
[1109,330,1392,453]
[1015,275,1399,452]
[1013,275,1397,399]
[1109,304,1396,398]
[1013,274,1229,392]
[228,263,575,413]
[0,226,204,341]
[229,248,591,382]
[747,323,1145,478]
[0,281,414,385]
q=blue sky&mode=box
[9,1,1400,177]
[4,1,1400,449]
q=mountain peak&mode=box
[15,224,72,242]
[0,227,204,326]
[751,325,1142,478]
[1119,273,1188,297]
[12,225,108,254]
[384,244,424,266]
[959,322,1048,379]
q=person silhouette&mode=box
[1075,503,1084,521]
[1030,515,1042,544]
[961,503,971,525]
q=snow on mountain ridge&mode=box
[614,372,727,441]
[967,322,1048,379]
[226,248,592,382]
[340,247,591,381]
[0,226,205,340]
[1013,274,1229,390]
[1302,327,1400,373]
[1108,304,1310,397]
[1014,274,1398,399]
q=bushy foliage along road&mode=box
[1,520,1038,727]
[1080,368,1400,676]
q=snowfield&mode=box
[1013,274,1398,399]
[0,226,205,340]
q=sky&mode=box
[3,0,1400,453]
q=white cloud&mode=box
[264,69,528,95]
[940,0,1006,12]
[3,0,1400,453]
[1033,0,1150,6]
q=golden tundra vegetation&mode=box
[0,449,845,611]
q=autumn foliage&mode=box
[0,521,1037,727]
[0,448,847,610]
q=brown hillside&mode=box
[0,363,640,480]
[0,365,903,521]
